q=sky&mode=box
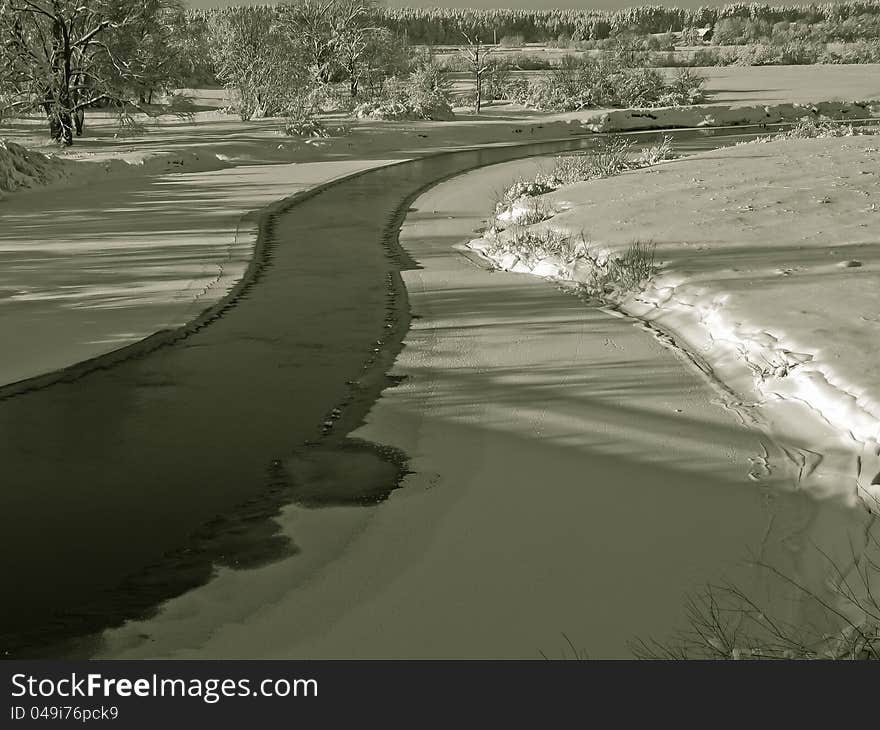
[186,1,743,10]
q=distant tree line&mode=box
[370,3,880,45]
[183,2,880,59]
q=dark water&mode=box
[0,126,782,656]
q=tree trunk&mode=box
[44,93,61,141]
[48,114,62,141]
[48,111,73,145]
[475,74,482,115]
[59,111,73,146]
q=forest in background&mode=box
[5,1,880,145]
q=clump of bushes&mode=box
[404,60,455,119]
[517,54,705,111]
[284,117,331,137]
[482,60,527,103]
[0,139,68,194]
[778,117,857,139]
[546,138,634,182]
[635,135,676,166]
[657,68,706,106]
[601,240,657,295]
[550,136,675,186]
[743,117,871,146]
[498,34,525,48]
[673,39,880,67]
[485,228,587,268]
[493,136,675,228]
[353,99,412,120]
[825,40,880,64]
[550,153,596,186]
[492,195,556,229]
[484,227,658,301]
[283,88,333,137]
[354,58,454,121]
[587,136,640,177]
[568,238,659,301]
[499,174,558,205]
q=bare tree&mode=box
[335,14,385,98]
[457,27,495,115]
[276,0,378,93]
[0,1,172,145]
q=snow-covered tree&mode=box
[0,0,184,144]
[276,0,379,92]
[457,28,495,115]
[207,7,308,120]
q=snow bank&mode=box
[0,139,72,196]
[580,100,880,133]
[0,137,241,200]
[468,135,880,509]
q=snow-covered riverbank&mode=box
[94,154,874,659]
[469,135,880,510]
[4,88,880,390]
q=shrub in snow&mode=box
[482,59,526,102]
[549,136,673,187]
[777,117,857,139]
[741,117,872,146]
[405,60,455,120]
[284,117,331,138]
[482,228,658,300]
[657,68,706,106]
[636,135,676,166]
[612,67,669,107]
[585,137,634,177]
[551,153,597,185]
[519,56,705,111]
[500,174,558,205]
[353,64,455,122]
[354,100,415,120]
[415,99,456,121]
[0,139,67,195]
[552,137,635,184]
[520,74,591,112]
[568,240,658,301]
[485,228,586,268]
[493,195,556,229]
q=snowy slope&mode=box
[470,135,880,508]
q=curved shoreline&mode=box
[5,124,870,657]
[0,136,625,657]
[0,141,580,402]
[469,132,880,511]
[0,161,402,403]
[0,118,838,401]
[94,151,875,659]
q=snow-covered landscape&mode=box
[471,127,880,510]
[3,0,880,669]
